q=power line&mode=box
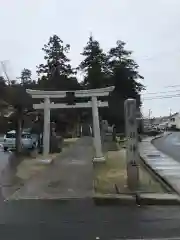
[0,61,11,85]
[140,49,180,61]
[143,93,180,100]
[164,84,180,88]
[142,89,180,96]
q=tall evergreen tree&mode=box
[36,35,81,133]
[107,40,144,130]
[79,35,108,89]
[0,76,9,116]
[19,68,32,85]
[0,76,7,99]
[108,40,144,101]
[37,35,75,90]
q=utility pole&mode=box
[0,61,11,85]
[148,109,151,119]
[169,108,172,117]
[148,109,152,126]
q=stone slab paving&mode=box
[8,137,94,199]
[139,137,180,194]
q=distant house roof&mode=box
[170,112,179,118]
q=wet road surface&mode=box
[1,200,180,239]
[0,144,23,201]
[0,139,179,239]
[9,137,94,200]
[153,132,180,162]
[0,145,10,174]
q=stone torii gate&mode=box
[26,86,114,162]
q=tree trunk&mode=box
[112,125,116,142]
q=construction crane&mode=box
[0,61,11,85]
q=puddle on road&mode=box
[147,154,161,158]
[155,166,180,170]
[48,180,62,188]
[151,161,179,166]
[64,159,86,165]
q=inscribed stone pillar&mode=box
[124,98,139,191]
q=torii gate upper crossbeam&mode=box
[26,86,114,162]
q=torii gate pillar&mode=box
[43,97,50,157]
[92,96,104,161]
[27,86,114,162]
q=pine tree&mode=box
[79,35,108,89]
[19,68,32,85]
[107,41,144,131]
[37,35,75,90]
[108,40,144,101]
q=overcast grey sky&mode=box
[0,0,180,117]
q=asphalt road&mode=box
[0,149,10,173]
[0,200,180,240]
[0,136,9,174]
[0,138,179,239]
[0,138,11,170]
[153,132,180,162]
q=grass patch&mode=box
[94,148,166,194]
[94,149,128,193]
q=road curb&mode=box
[6,193,180,205]
[152,132,172,141]
[150,133,180,195]
[138,193,180,205]
[140,134,180,196]
[92,193,180,206]
[140,155,174,193]
[93,193,136,205]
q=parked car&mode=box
[3,130,38,152]
[144,129,161,136]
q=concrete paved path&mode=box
[139,136,180,194]
[9,137,94,199]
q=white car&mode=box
[3,130,38,151]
